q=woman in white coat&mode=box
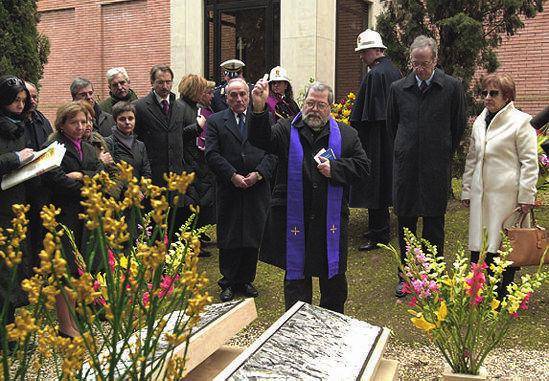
[461,73,538,299]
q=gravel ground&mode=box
[227,325,549,381]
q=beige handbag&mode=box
[502,208,548,267]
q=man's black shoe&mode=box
[395,281,406,298]
[198,248,211,258]
[220,287,234,302]
[242,283,259,298]
[358,242,379,251]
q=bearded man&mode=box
[248,80,369,313]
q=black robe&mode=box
[349,56,401,209]
[248,110,370,277]
[386,69,467,216]
[205,108,277,249]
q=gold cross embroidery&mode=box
[330,225,338,234]
[291,226,300,236]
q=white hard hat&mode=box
[269,66,290,83]
[220,59,245,71]
[355,29,387,52]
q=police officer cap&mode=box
[221,59,245,78]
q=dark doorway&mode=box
[205,0,280,84]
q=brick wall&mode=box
[37,0,171,122]
[476,10,548,116]
[335,0,369,101]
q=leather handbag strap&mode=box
[501,207,537,230]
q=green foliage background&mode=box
[0,0,49,84]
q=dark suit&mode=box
[43,133,102,274]
[205,108,276,290]
[134,91,187,186]
[387,68,466,277]
[134,91,189,235]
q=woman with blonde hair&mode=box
[44,101,102,337]
[177,74,216,254]
[461,73,538,299]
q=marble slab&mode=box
[81,299,255,380]
[215,302,388,381]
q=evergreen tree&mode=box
[377,0,543,107]
[0,0,49,83]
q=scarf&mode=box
[286,112,343,280]
[111,125,135,150]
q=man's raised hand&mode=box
[252,74,269,113]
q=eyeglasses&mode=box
[304,100,330,111]
[410,60,434,68]
[480,90,500,98]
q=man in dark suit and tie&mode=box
[205,78,277,302]
[134,65,188,233]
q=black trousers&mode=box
[397,215,445,281]
[284,273,348,314]
[368,208,390,243]
[218,247,258,290]
[471,251,518,300]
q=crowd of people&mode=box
[0,29,545,342]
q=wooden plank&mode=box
[185,346,245,381]
[372,358,399,381]
[156,298,257,379]
[359,328,391,381]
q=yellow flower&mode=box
[491,299,500,313]
[436,300,447,324]
[411,316,437,331]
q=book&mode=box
[1,141,66,190]
[314,147,337,164]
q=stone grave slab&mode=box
[214,301,391,381]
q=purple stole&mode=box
[286,112,343,280]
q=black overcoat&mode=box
[350,56,401,208]
[248,110,370,277]
[177,98,216,224]
[105,133,152,180]
[43,133,102,274]
[386,69,466,217]
[0,115,29,306]
[205,108,277,250]
[94,104,114,137]
[134,91,186,186]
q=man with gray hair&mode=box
[387,35,466,297]
[249,79,369,313]
[99,67,138,114]
[70,77,114,137]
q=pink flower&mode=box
[164,234,169,247]
[519,292,532,310]
[142,292,150,306]
[108,249,116,271]
[77,268,85,276]
[159,274,179,298]
[407,296,418,307]
[465,261,487,305]
[510,312,519,318]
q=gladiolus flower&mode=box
[465,261,487,305]
[411,316,437,331]
[108,249,116,271]
[519,292,532,310]
[436,300,447,323]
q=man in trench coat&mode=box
[248,80,369,313]
[350,29,402,251]
[205,78,277,302]
[386,35,466,297]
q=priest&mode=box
[248,80,370,313]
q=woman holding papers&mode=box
[44,101,103,338]
[0,75,34,349]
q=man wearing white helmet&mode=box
[266,66,299,121]
[350,29,401,253]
